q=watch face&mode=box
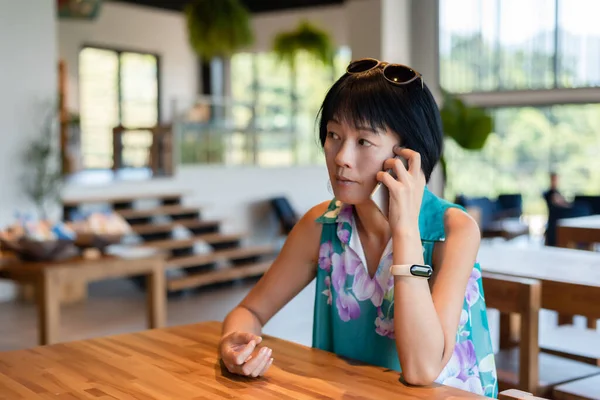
[410,264,433,278]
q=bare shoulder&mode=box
[282,200,331,262]
[302,200,331,223]
[293,200,330,235]
[433,207,481,267]
[443,207,481,241]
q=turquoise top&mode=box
[312,187,498,398]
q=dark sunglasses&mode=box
[346,58,423,89]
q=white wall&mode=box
[58,2,198,121]
[0,0,57,300]
[381,0,412,64]
[345,0,382,59]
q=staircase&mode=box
[63,192,276,292]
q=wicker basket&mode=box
[74,233,123,253]
[0,238,77,262]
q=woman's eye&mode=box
[327,131,340,140]
[358,139,372,147]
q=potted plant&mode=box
[22,108,64,221]
[439,91,494,192]
[273,20,335,133]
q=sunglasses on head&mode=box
[346,58,424,89]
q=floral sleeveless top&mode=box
[312,187,498,398]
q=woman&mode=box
[218,58,497,397]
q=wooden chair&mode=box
[150,124,174,177]
[534,276,600,364]
[112,124,174,176]
[499,389,549,400]
[553,374,600,399]
[483,272,541,394]
[482,273,600,397]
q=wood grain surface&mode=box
[0,321,491,399]
[0,251,166,346]
[478,244,600,319]
[556,215,600,250]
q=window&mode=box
[226,47,351,166]
[444,104,600,219]
[79,47,159,169]
[439,0,600,93]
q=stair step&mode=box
[142,233,245,250]
[131,219,220,235]
[63,192,185,207]
[167,245,275,270]
[117,205,200,220]
[166,260,273,291]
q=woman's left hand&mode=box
[377,146,426,236]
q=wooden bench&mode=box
[63,192,185,219]
[63,192,184,207]
[166,260,274,291]
[482,273,600,397]
[159,244,275,291]
[499,389,549,400]
[63,192,277,295]
[132,219,221,241]
[166,244,275,270]
[540,326,600,366]
[553,374,600,399]
[141,233,244,252]
[117,205,201,225]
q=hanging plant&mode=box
[440,91,493,151]
[273,20,335,136]
[184,0,254,60]
[439,90,494,189]
[273,20,334,71]
[57,0,101,20]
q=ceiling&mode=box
[110,0,345,14]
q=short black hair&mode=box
[317,66,443,182]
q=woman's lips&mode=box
[335,176,357,186]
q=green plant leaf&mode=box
[440,91,494,151]
[184,0,254,60]
[273,20,334,70]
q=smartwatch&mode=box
[390,264,433,279]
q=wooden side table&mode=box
[0,249,166,345]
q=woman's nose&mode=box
[334,143,353,169]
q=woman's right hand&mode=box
[219,331,274,377]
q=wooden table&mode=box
[0,321,493,399]
[478,244,600,329]
[557,215,600,250]
[0,248,166,346]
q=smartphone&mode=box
[370,154,408,218]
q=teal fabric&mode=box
[312,187,498,398]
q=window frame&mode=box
[438,0,600,95]
[79,44,162,127]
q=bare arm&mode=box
[552,192,571,207]
[392,207,481,385]
[221,201,328,339]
